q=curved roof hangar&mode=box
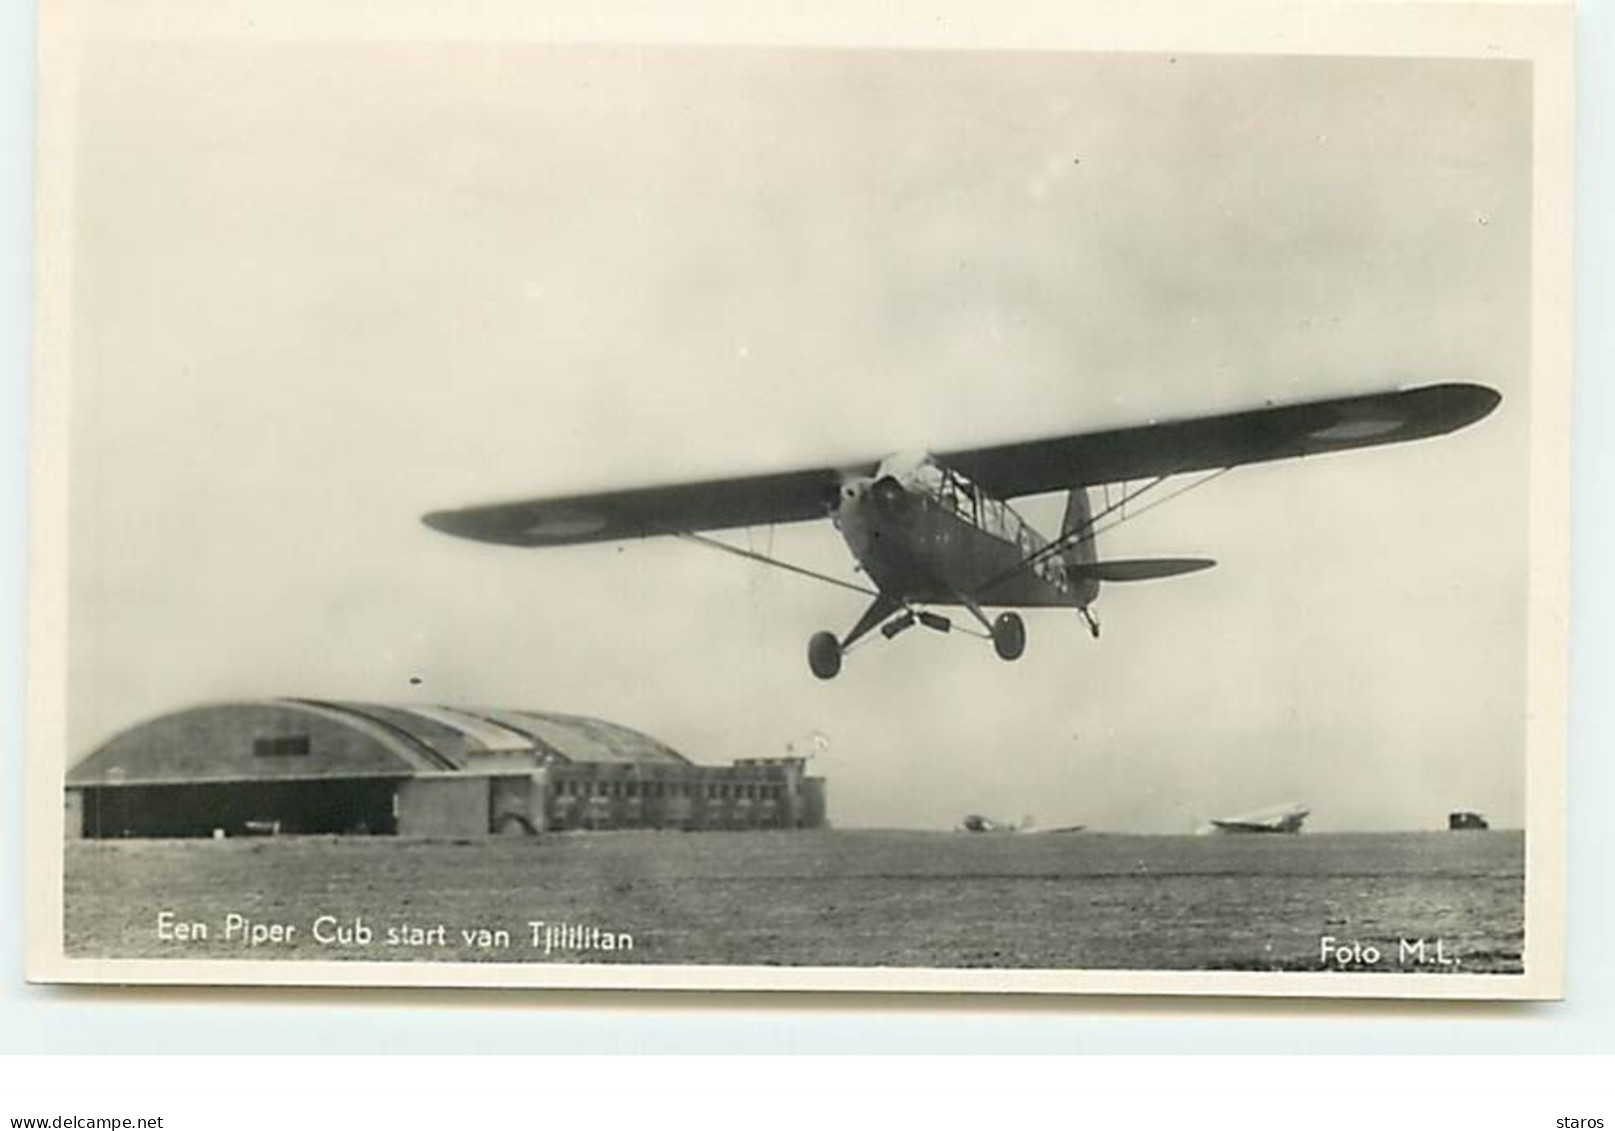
[67,699,689,786]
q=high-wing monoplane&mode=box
[424,383,1498,679]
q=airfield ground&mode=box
[64,829,1524,972]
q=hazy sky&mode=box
[64,43,1531,831]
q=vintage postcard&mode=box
[26,0,1572,997]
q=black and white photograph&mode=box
[26,2,1570,997]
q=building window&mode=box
[254,735,310,757]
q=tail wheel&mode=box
[808,631,843,679]
[991,612,1026,661]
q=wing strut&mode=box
[1082,466,1235,544]
[970,466,1234,600]
[672,530,879,598]
[970,473,1174,598]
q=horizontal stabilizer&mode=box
[1066,558,1215,582]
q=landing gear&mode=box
[810,593,1027,677]
[808,631,843,680]
[808,592,903,679]
[991,611,1026,661]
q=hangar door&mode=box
[76,778,403,838]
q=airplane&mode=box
[423,382,1499,680]
[959,813,1029,833]
[1200,803,1311,835]
[958,814,1085,834]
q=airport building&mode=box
[66,700,827,839]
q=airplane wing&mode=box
[422,383,1497,547]
[939,382,1499,501]
[423,463,868,548]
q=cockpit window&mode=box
[979,493,1022,541]
[879,453,1030,543]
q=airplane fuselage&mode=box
[832,454,1079,610]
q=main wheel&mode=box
[808,631,843,679]
[991,611,1026,661]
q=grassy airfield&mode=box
[64,829,1524,972]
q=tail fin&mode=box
[1060,488,1101,606]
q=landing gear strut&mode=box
[991,611,1026,661]
[808,594,901,680]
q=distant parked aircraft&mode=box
[958,814,1084,835]
[1202,803,1310,834]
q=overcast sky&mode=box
[64,43,1531,831]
